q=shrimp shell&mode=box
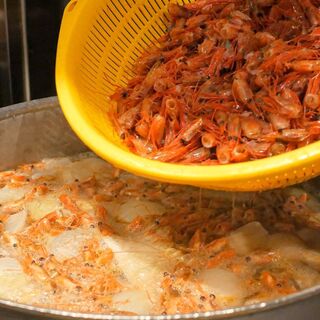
[110,0,320,165]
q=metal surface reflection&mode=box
[0,0,12,106]
[1,0,28,107]
[0,1,68,107]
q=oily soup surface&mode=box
[0,153,320,314]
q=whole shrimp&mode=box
[110,0,320,165]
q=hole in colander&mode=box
[68,1,78,12]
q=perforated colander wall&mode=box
[57,0,320,191]
[77,0,193,112]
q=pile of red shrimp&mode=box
[110,0,320,164]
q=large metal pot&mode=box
[0,97,320,320]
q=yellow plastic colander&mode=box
[56,0,320,192]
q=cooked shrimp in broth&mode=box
[0,153,320,314]
[110,0,320,164]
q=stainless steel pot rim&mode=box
[0,96,59,119]
[1,97,320,319]
[0,278,319,319]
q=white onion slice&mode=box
[31,158,72,180]
[113,290,153,314]
[46,229,95,261]
[116,199,165,223]
[42,158,72,170]
[76,199,95,216]
[267,233,305,259]
[0,186,29,204]
[229,222,268,255]
[0,258,39,302]
[60,158,112,184]
[199,268,247,306]
[102,236,170,300]
[26,194,61,221]
[0,257,23,274]
[5,210,27,233]
[32,157,111,184]
[290,262,320,289]
[268,233,320,270]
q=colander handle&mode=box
[58,0,86,51]
[65,0,79,13]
